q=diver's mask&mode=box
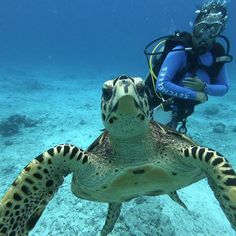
[192,20,223,54]
[193,21,224,39]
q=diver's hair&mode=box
[195,1,228,24]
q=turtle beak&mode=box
[101,76,150,137]
[109,77,144,115]
[115,95,140,115]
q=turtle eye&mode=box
[102,86,113,101]
[136,83,145,97]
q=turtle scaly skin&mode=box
[0,75,236,235]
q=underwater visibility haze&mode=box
[0,0,236,235]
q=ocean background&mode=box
[0,0,236,235]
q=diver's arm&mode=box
[204,65,229,96]
[156,46,198,100]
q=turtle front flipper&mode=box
[181,146,236,230]
[101,203,122,236]
[0,144,85,235]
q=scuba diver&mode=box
[144,1,233,133]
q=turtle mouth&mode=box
[112,96,140,115]
[101,76,150,128]
[105,95,146,126]
[107,95,145,120]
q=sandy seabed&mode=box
[0,65,236,236]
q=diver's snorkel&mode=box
[192,38,213,55]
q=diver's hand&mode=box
[183,76,205,92]
[195,92,208,103]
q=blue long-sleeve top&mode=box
[156,45,229,100]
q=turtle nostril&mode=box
[118,75,134,83]
[113,75,134,84]
[119,75,129,80]
[113,75,129,86]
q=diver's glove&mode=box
[182,76,206,92]
[195,91,208,103]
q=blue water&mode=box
[0,1,236,235]
[0,0,235,75]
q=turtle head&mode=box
[101,75,151,138]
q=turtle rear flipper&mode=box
[0,144,85,235]
[101,203,122,236]
[182,146,236,230]
[169,191,188,209]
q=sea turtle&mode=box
[0,75,236,236]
